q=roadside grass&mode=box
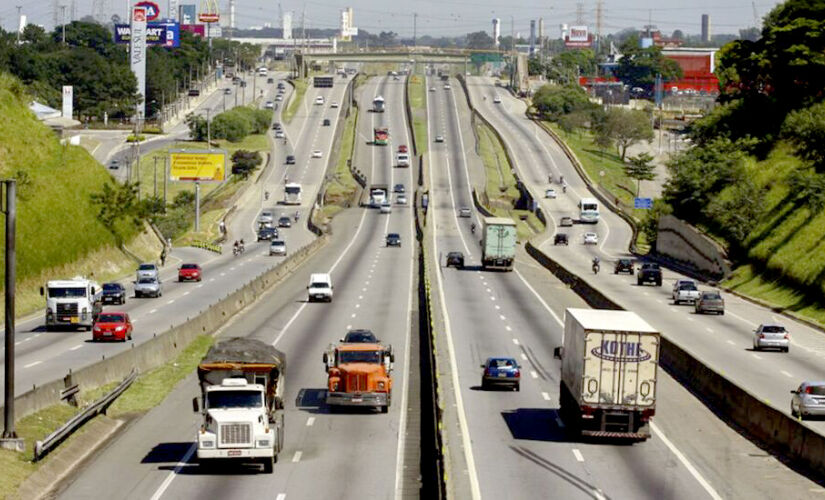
[476,120,544,241]
[283,78,307,124]
[174,209,224,247]
[77,136,101,154]
[408,75,428,155]
[316,104,359,227]
[360,63,398,76]
[0,334,214,498]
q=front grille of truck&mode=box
[56,303,78,317]
[219,423,251,446]
[347,374,368,392]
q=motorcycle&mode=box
[592,261,600,274]
[264,191,270,201]
[470,223,476,234]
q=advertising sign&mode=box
[131,7,147,118]
[181,23,205,37]
[62,85,73,118]
[565,25,592,48]
[169,150,227,181]
[135,1,161,21]
[115,21,180,46]
[179,4,196,24]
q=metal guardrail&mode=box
[34,369,137,461]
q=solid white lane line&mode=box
[292,451,302,463]
[781,370,793,378]
[513,268,565,326]
[306,417,315,426]
[149,443,196,500]
[69,344,83,351]
[276,494,286,500]
[24,361,42,368]
[727,310,759,328]
[542,392,551,401]
[572,449,584,462]
[650,422,723,500]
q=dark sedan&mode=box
[257,227,279,241]
[386,233,401,247]
[446,251,465,268]
[481,357,521,391]
[342,329,378,343]
[101,282,126,305]
[553,233,568,245]
[614,258,634,274]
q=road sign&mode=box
[169,150,226,182]
[634,197,653,209]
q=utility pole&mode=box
[61,5,67,44]
[1,180,23,453]
[15,6,21,44]
[163,157,168,212]
[413,13,417,47]
[153,156,158,197]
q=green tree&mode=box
[212,111,251,142]
[231,150,263,178]
[532,84,595,120]
[185,113,208,141]
[781,101,825,173]
[616,35,682,89]
[595,108,654,161]
[704,178,765,242]
[625,152,657,196]
[90,181,143,244]
[546,49,598,84]
[466,31,494,50]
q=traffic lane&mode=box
[55,208,373,500]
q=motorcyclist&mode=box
[559,174,564,184]
[265,190,270,200]
[470,222,476,234]
[592,256,600,274]
[233,240,240,255]
[239,239,245,253]
[294,210,300,222]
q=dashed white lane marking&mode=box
[572,449,585,462]
[520,353,527,360]
[530,370,538,379]
[149,308,158,314]
[490,296,496,301]
[752,353,762,360]
[355,304,360,308]
[292,451,303,463]
[542,392,551,401]
[512,338,519,345]
[24,361,42,368]
[362,287,367,292]
[499,315,506,321]
[726,340,735,346]
[351,313,356,318]
[166,300,175,305]
[306,417,315,427]
[486,288,491,293]
[495,305,501,310]
[276,494,286,500]
[643,291,649,296]
[69,344,83,351]
[229,267,235,271]
[506,326,512,332]
[197,284,203,288]
[359,295,363,300]
[781,370,793,378]
[706,327,714,333]
[220,272,226,276]
[183,291,190,296]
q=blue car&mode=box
[480,357,521,391]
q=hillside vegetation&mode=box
[0,73,158,317]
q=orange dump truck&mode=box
[323,341,394,413]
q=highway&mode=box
[466,75,825,435]
[0,73,352,398]
[428,75,818,499]
[56,74,420,499]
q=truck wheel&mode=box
[656,280,662,286]
[514,383,520,392]
[637,279,642,286]
[262,456,274,474]
[380,405,389,414]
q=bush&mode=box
[231,149,262,178]
[782,101,825,173]
[212,112,251,142]
[532,84,595,120]
[172,190,195,208]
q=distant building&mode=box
[492,18,501,47]
[282,12,292,40]
[662,47,719,93]
[701,14,711,43]
[339,7,357,41]
[529,20,536,56]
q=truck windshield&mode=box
[207,391,263,409]
[310,282,329,289]
[48,287,87,298]
[338,350,381,364]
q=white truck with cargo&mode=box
[40,276,102,331]
[554,308,660,440]
[481,217,516,271]
[192,338,286,473]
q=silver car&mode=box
[791,381,825,419]
[134,277,162,298]
[136,263,159,280]
[269,240,287,256]
[259,210,274,224]
[753,323,790,352]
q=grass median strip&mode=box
[408,75,428,155]
[283,78,308,124]
[476,121,544,242]
[318,106,360,222]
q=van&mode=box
[396,152,410,167]
[307,273,333,302]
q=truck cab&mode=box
[40,277,102,330]
[323,342,394,413]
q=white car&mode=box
[753,324,790,352]
[274,95,283,102]
[583,232,598,245]
[258,210,274,224]
[311,150,323,158]
[330,101,339,108]
[458,207,472,218]
[269,240,287,256]
[264,101,274,109]
[435,135,444,143]
[444,84,451,90]
[314,96,324,105]
[396,194,408,205]
[493,95,502,104]
[429,87,436,92]
[545,188,557,199]
[380,201,392,214]
[275,130,285,139]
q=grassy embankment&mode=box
[475,120,544,242]
[407,75,428,155]
[282,78,307,124]
[0,334,214,498]
[135,133,269,246]
[0,73,160,321]
[318,106,360,222]
[543,122,652,250]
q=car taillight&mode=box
[784,333,790,340]
[759,333,765,339]
[641,408,656,421]
[806,387,814,394]
[513,369,520,378]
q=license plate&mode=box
[70,317,79,324]
[351,398,362,403]
[497,373,507,378]
[104,331,112,336]
[227,450,241,457]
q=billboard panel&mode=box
[115,21,180,46]
[181,23,205,37]
[169,150,226,181]
[565,25,592,48]
[135,1,161,20]
[131,7,147,118]
[179,4,197,24]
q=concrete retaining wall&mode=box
[525,239,825,480]
[4,236,327,420]
[656,214,730,279]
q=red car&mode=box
[398,144,408,153]
[92,312,133,342]
[178,263,202,282]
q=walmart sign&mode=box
[115,20,180,47]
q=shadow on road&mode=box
[508,445,608,497]
[501,408,567,442]
[141,442,193,464]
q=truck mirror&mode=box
[273,398,284,410]
[192,397,199,413]
[389,353,395,363]
[322,353,328,364]
[40,286,45,296]
[90,287,96,295]
[553,347,563,360]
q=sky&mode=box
[1,0,784,38]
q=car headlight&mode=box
[257,440,270,447]
[377,381,385,389]
[115,326,125,332]
[201,440,215,448]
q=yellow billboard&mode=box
[169,150,226,181]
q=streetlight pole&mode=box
[1,180,23,452]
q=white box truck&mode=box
[481,217,517,271]
[554,308,660,440]
[40,276,102,331]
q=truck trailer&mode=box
[193,337,286,473]
[481,217,516,271]
[554,308,660,440]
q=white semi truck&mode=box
[554,308,660,440]
[193,338,286,473]
[481,217,517,271]
[40,276,102,331]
